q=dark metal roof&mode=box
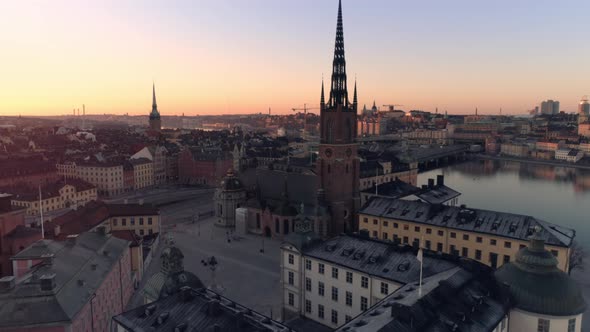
[359,197,574,247]
[337,265,511,332]
[300,235,459,285]
[114,287,293,332]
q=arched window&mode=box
[275,218,280,233]
[284,219,290,235]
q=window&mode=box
[520,244,526,249]
[288,272,294,285]
[331,310,338,324]
[288,254,294,265]
[380,282,389,295]
[275,219,280,233]
[450,232,456,238]
[345,315,352,323]
[426,228,432,234]
[450,245,456,255]
[503,255,510,264]
[305,278,312,291]
[537,318,550,332]
[490,239,497,246]
[346,271,353,283]
[345,291,352,306]
[148,217,153,225]
[393,223,398,229]
[414,226,420,232]
[305,259,311,270]
[318,304,325,319]
[373,219,378,225]
[331,287,338,301]
[319,263,325,274]
[437,243,443,252]
[403,236,409,244]
[551,250,558,257]
[403,224,409,230]
[288,292,294,306]
[425,240,431,249]
[363,217,368,223]
[332,267,339,279]
[361,276,368,289]
[504,241,511,248]
[568,318,576,332]
[130,218,135,226]
[462,247,468,257]
[475,250,482,260]
[361,296,368,311]
[383,232,388,240]
[318,282,325,296]
[438,230,444,236]
[372,230,378,238]
[139,218,144,225]
[463,234,469,240]
[476,236,482,243]
[122,218,127,226]
[139,229,144,236]
[383,221,389,227]
[113,220,118,226]
[305,300,312,313]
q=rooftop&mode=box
[299,235,459,285]
[0,232,130,328]
[359,197,574,247]
[113,287,293,332]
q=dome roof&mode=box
[495,234,586,316]
[220,169,244,191]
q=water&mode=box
[419,159,590,245]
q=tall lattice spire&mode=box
[328,0,349,108]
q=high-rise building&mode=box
[540,99,560,115]
[578,96,589,124]
[149,83,162,132]
[316,0,360,235]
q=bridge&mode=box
[397,144,470,168]
[357,133,402,143]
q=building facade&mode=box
[75,163,124,197]
[358,197,573,272]
[213,169,246,228]
[130,158,154,190]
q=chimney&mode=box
[96,226,107,236]
[40,274,56,291]
[428,179,435,189]
[436,175,444,186]
[66,234,78,246]
[0,194,12,213]
[0,276,16,292]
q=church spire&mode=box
[320,77,325,109]
[151,82,160,118]
[352,78,358,111]
[328,0,349,107]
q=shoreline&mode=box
[474,154,590,170]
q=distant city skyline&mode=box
[2,0,590,116]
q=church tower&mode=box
[317,0,360,235]
[149,83,162,132]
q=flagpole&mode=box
[39,185,45,239]
[418,236,423,297]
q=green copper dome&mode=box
[495,232,586,316]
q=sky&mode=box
[1,0,590,116]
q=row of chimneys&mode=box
[421,174,445,190]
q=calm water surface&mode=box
[419,159,590,246]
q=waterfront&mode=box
[420,159,590,244]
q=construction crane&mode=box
[291,104,320,138]
[382,104,403,112]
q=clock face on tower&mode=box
[325,148,333,158]
[346,148,352,157]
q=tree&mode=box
[568,241,586,275]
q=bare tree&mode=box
[568,241,586,275]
